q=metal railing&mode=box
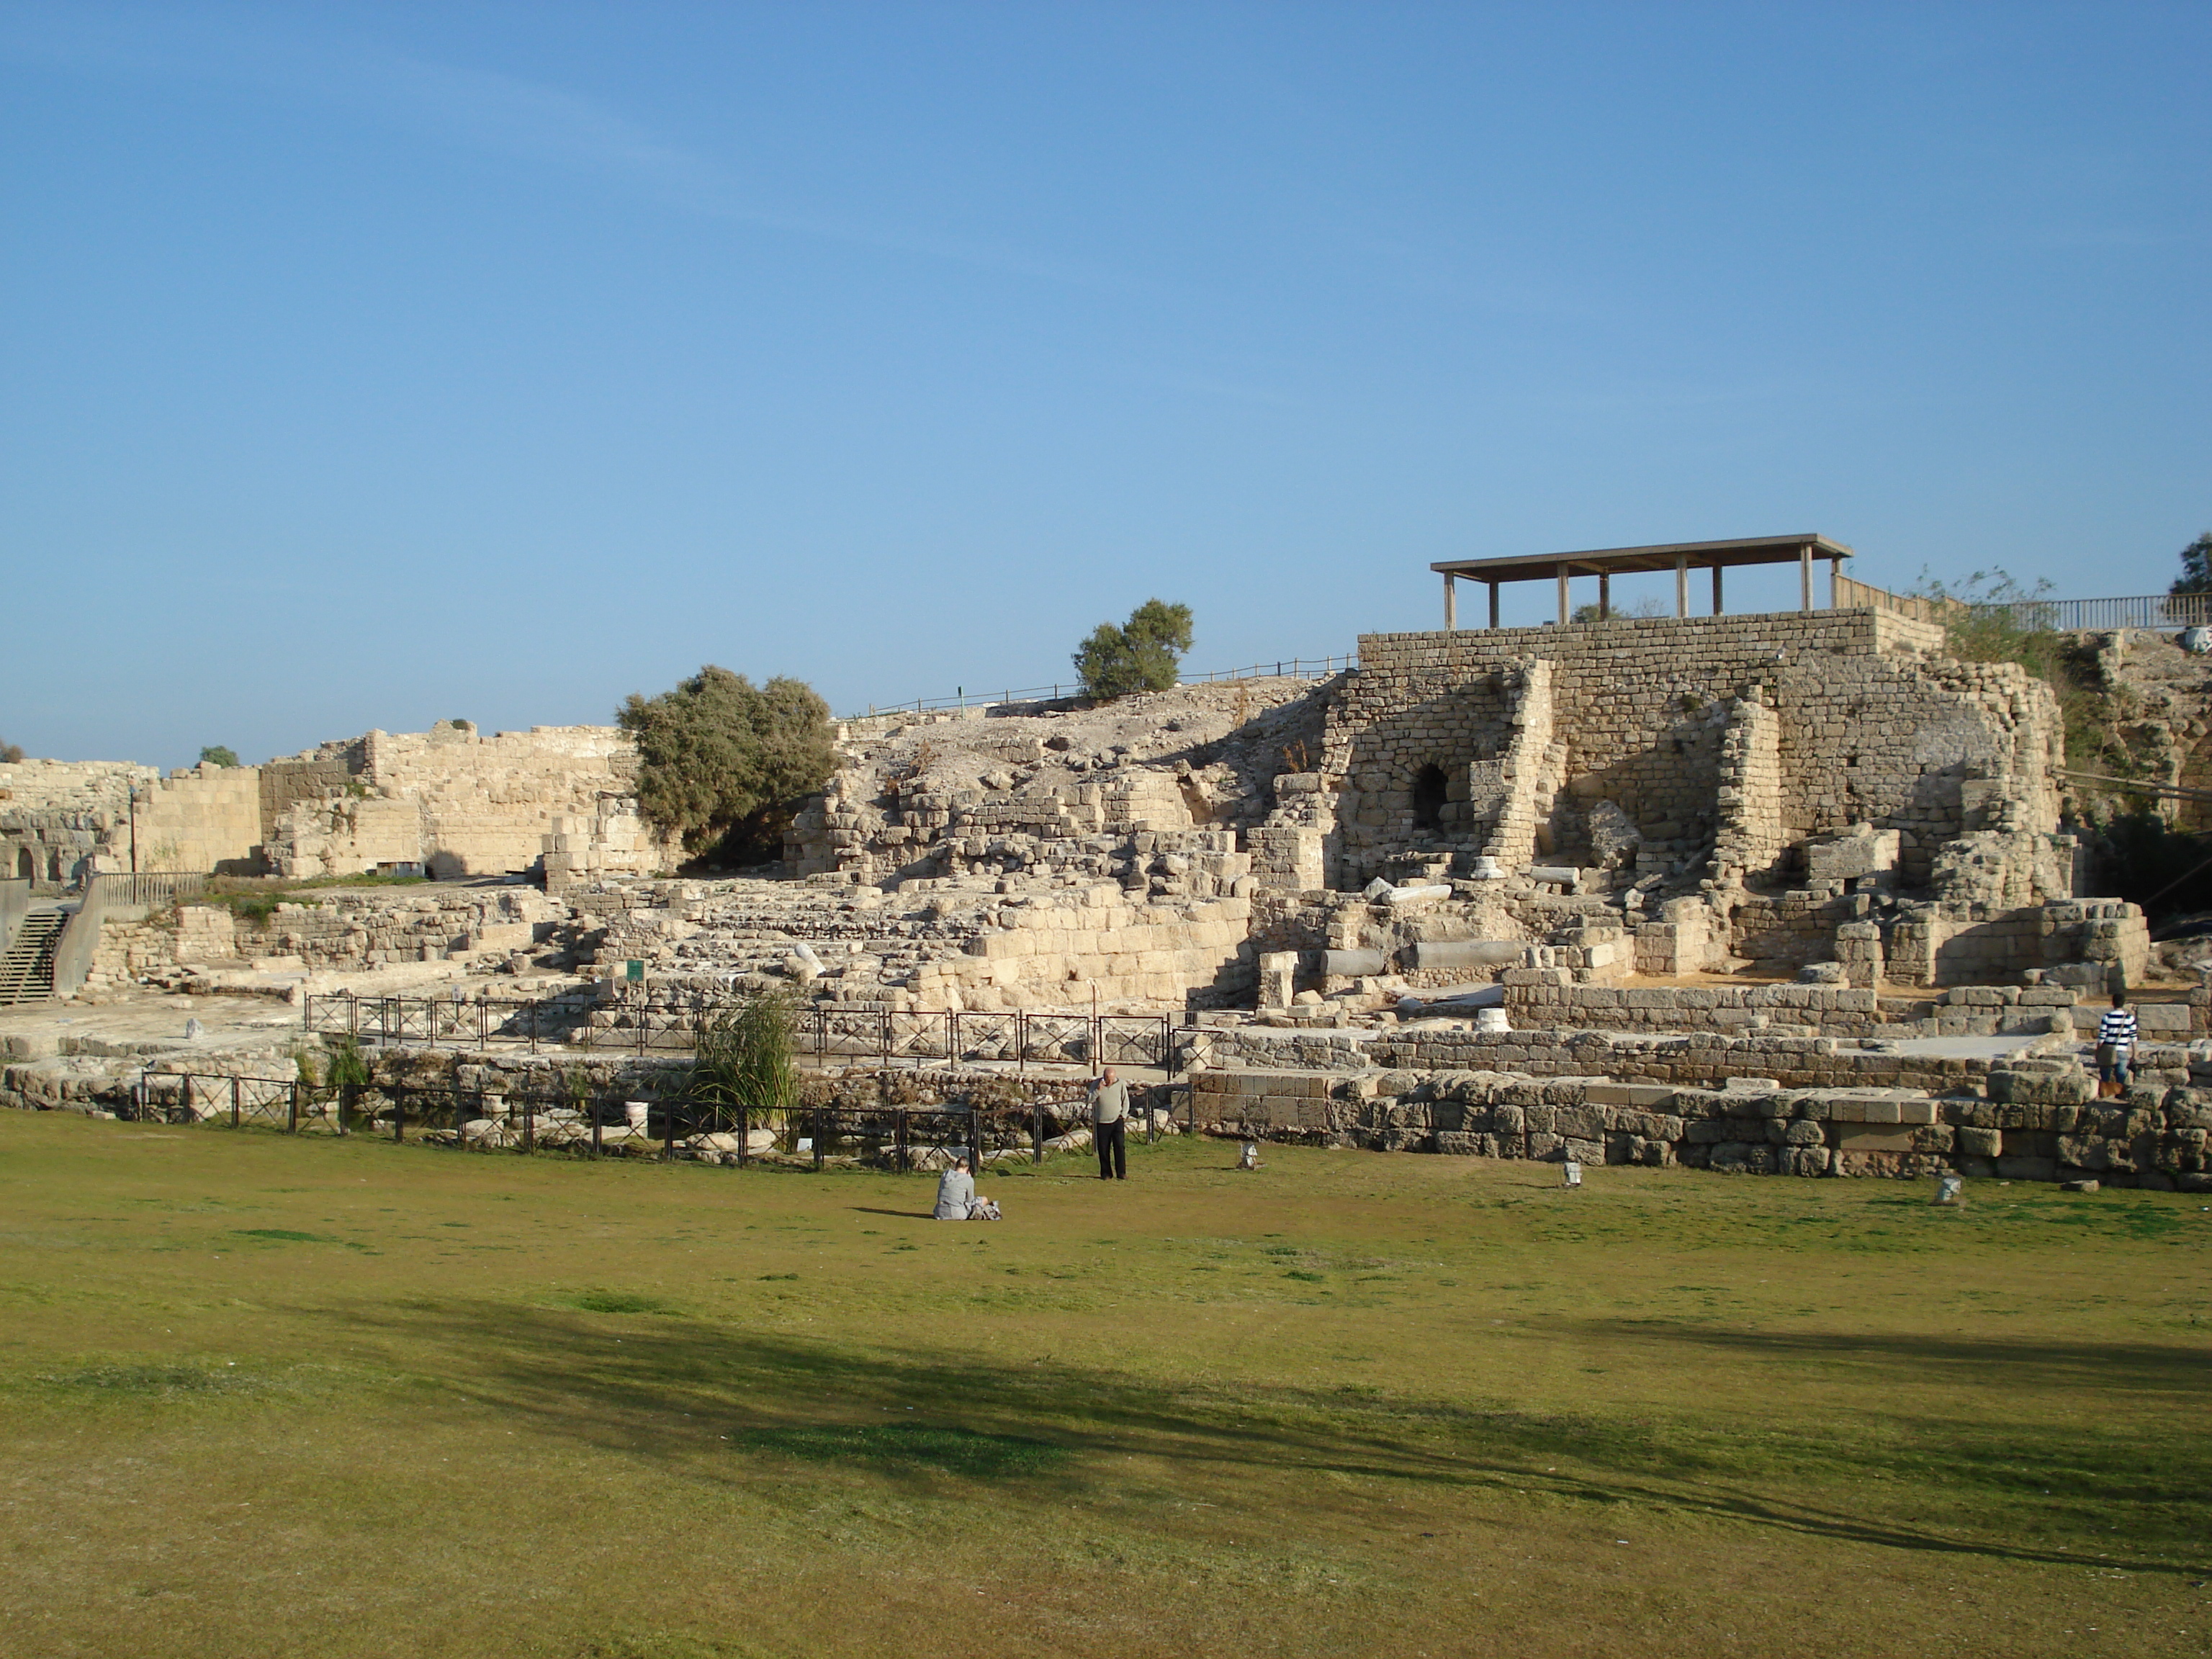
[128,1070,1170,1168]
[847,653,1357,721]
[302,990,1192,1072]
[1834,575,2212,635]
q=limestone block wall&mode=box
[1711,693,1784,881]
[273,796,425,877]
[1330,608,2059,894]
[1483,659,1560,876]
[264,724,659,878]
[916,887,1255,1012]
[1886,899,2150,989]
[1494,971,2077,1036]
[1188,1057,2212,1188]
[186,887,559,971]
[132,766,265,875]
[0,759,154,882]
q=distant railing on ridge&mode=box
[844,653,1357,721]
[1833,574,2212,635]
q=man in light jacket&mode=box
[1090,1065,1129,1181]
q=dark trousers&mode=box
[1096,1116,1126,1179]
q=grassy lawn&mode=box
[1,1111,2207,1658]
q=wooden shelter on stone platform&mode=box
[1431,534,1856,629]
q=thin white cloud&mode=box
[0,1,1142,292]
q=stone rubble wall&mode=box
[1189,1058,2211,1188]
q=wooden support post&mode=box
[1712,565,1725,616]
[1557,566,1570,625]
[287,1080,299,1134]
[1829,556,1841,608]
[1676,556,1688,617]
[814,1103,824,1171]
[392,1083,405,1143]
[1443,572,1457,631]
[1598,572,1611,621]
[231,1075,242,1129]
[1800,546,1814,611]
[1488,580,1501,629]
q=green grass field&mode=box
[2,1110,2207,1658]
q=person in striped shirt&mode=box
[2096,992,2137,1097]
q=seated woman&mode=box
[932,1156,997,1220]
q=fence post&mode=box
[970,1102,980,1171]
[287,1080,299,1134]
[662,1098,675,1162]
[1033,1100,1043,1164]
[523,1092,536,1155]
[392,1082,405,1143]
[231,1075,241,1130]
[737,1102,749,1168]
[813,1102,824,1171]
[895,1107,908,1174]
[590,1093,601,1159]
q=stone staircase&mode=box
[0,909,66,1004]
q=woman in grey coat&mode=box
[934,1156,980,1219]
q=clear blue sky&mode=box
[4,2,2206,767]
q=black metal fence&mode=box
[130,1070,1172,1171]
[302,992,1190,1071]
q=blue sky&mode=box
[3,1,2206,766]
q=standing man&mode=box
[2097,990,2137,1099]
[1089,1064,1129,1181]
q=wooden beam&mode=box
[1443,571,1457,631]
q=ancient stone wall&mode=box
[1190,1056,2212,1188]
[0,759,155,882]
[1328,608,2059,894]
[131,765,265,875]
[265,724,664,879]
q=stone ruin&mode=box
[11,583,2210,1190]
[1,721,668,889]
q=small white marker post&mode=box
[1561,1160,1583,1189]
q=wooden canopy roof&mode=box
[1431,534,1854,584]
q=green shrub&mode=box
[690,993,801,1123]
[198,746,240,768]
[618,667,837,865]
[1073,599,1193,701]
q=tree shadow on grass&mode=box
[1583,1318,2211,1400]
[341,1300,2211,1576]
